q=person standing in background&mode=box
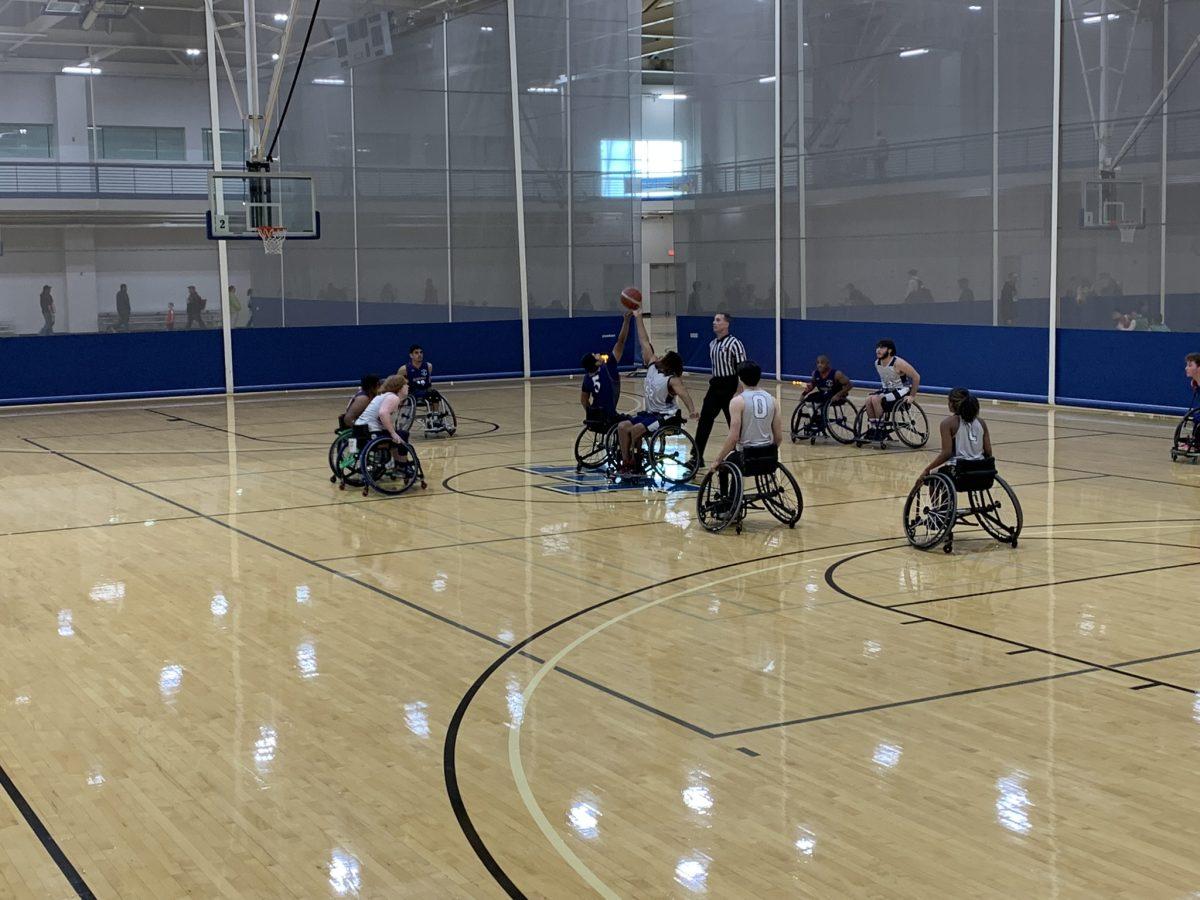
[38,285,55,335]
[185,286,203,329]
[957,278,975,303]
[999,274,1018,325]
[116,284,131,331]
[165,302,175,330]
[423,277,439,307]
[228,285,242,328]
[246,289,257,328]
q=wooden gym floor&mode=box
[0,377,1197,898]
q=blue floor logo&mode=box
[510,465,699,495]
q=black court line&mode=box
[888,559,1200,610]
[1007,648,1036,655]
[712,668,1098,739]
[1130,683,1160,690]
[824,543,1195,694]
[0,513,200,540]
[736,747,760,758]
[0,759,96,898]
[443,533,911,899]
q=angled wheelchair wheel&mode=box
[360,436,423,497]
[903,473,955,550]
[328,430,350,482]
[396,395,417,433]
[574,425,609,470]
[969,474,1023,547]
[823,397,858,445]
[647,427,698,484]
[1172,412,1200,463]
[893,402,929,448]
[424,395,457,437]
[852,405,870,447]
[756,465,803,528]
[602,421,624,471]
[331,432,365,488]
[790,402,816,444]
[697,463,743,533]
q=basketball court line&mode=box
[5,391,1195,898]
[0,762,94,899]
[888,558,1200,610]
[476,526,1199,897]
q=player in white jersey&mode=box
[863,338,921,441]
[709,360,783,474]
[616,309,698,473]
[914,387,991,489]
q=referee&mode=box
[694,311,746,466]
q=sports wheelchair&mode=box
[398,390,457,438]
[790,393,859,445]
[605,412,699,485]
[696,445,804,534]
[1170,407,1200,463]
[903,457,1022,553]
[574,409,628,471]
[853,398,929,449]
[328,428,427,497]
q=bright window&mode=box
[600,139,684,198]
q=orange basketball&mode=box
[620,286,642,311]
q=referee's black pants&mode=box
[694,375,739,462]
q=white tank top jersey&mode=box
[643,365,678,416]
[738,389,776,449]
[355,392,395,432]
[875,357,906,392]
[953,417,986,461]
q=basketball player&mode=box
[616,309,698,472]
[800,355,852,408]
[339,374,381,430]
[403,345,444,416]
[1179,352,1200,452]
[914,387,990,490]
[579,308,633,417]
[353,373,412,468]
[863,339,921,441]
[709,360,783,473]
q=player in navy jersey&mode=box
[800,355,851,407]
[579,310,633,423]
[403,344,446,416]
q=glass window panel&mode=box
[0,124,53,159]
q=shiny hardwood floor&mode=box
[0,378,1197,898]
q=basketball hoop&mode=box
[257,225,287,255]
[1119,224,1137,244]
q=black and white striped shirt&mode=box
[709,334,747,378]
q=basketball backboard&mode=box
[1079,178,1144,230]
[206,170,320,240]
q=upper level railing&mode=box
[2,108,1197,204]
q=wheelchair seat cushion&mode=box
[739,444,779,477]
[943,456,997,492]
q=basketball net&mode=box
[257,225,287,255]
[1119,224,1136,244]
